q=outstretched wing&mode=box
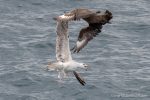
[71,10,113,53]
[56,20,72,62]
[72,24,102,53]
[54,8,98,21]
[73,71,86,86]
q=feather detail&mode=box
[73,71,86,86]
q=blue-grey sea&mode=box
[0,0,150,100]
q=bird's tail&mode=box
[47,62,57,71]
[73,71,86,86]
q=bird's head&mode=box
[79,63,88,70]
[104,10,113,23]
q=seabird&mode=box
[48,17,88,85]
[54,8,113,53]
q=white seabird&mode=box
[48,15,88,86]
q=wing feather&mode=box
[72,24,102,53]
[56,20,72,62]
[54,8,97,21]
[73,71,86,86]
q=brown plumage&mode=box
[53,8,100,21]
[71,9,113,53]
[53,9,112,53]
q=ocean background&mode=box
[0,0,150,100]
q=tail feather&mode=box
[47,62,57,71]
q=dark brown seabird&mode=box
[54,8,113,53]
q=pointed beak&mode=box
[84,64,88,71]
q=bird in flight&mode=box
[54,8,113,53]
[48,18,88,85]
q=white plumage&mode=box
[48,14,88,85]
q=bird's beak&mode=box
[84,64,88,71]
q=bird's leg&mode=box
[58,71,62,79]
[63,71,66,78]
[62,70,68,78]
[57,71,66,84]
[57,70,68,79]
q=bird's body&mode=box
[48,60,86,72]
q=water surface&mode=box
[0,0,150,100]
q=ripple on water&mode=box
[0,0,150,100]
[0,93,38,100]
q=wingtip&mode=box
[71,46,75,53]
[73,49,80,53]
[71,46,81,53]
[73,71,86,86]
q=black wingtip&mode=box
[73,71,86,86]
[71,46,76,52]
[71,46,80,53]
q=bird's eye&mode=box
[83,64,88,67]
